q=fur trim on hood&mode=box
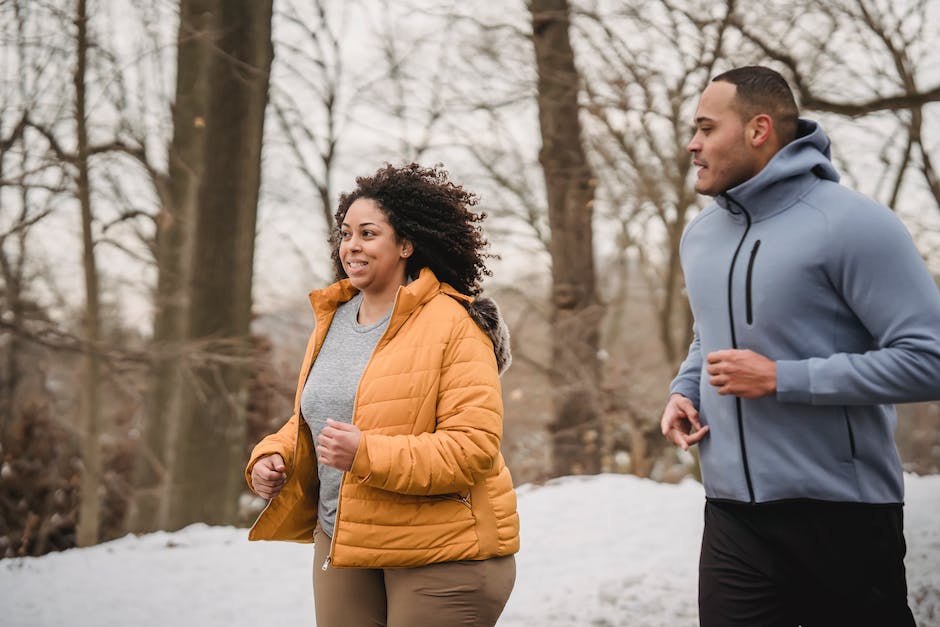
[463,297,512,376]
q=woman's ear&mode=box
[401,240,414,258]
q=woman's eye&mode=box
[340,231,350,239]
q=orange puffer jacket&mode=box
[245,268,520,568]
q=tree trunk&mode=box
[529,0,604,476]
[73,0,103,547]
[164,0,273,528]
[129,0,214,534]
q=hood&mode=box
[461,296,513,376]
[718,118,840,220]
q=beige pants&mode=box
[313,528,516,627]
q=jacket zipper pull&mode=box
[321,556,331,571]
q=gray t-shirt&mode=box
[300,292,390,538]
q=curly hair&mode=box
[330,163,494,297]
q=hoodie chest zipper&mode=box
[745,240,761,325]
[722,193,757,504]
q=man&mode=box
[662,65,940,626]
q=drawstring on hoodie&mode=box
[718,191,757,504]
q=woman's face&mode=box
[339,198,412,298]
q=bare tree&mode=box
[13,0,113,547]
[0,0,63,460]
[577,0,733,366]
[529,0,604,476]
[0,0,162,551]
[70,0,105,547]
[163,0,274,529]
[0,116,35,449]
[127,0,213,534]
[269,0,347,233]
[369,0,459,162]
[729,0,940,212]
[114,0,274,532]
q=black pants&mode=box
[699,500,916,627]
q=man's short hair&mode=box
[712,66,799,145]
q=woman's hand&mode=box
[250,453,286,499]
[317,419,362,472]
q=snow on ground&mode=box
[3,474,939,627]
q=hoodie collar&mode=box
[716,118,840,221]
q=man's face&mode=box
[687,81,761,196]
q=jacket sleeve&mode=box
[245,324,320,493]
[348,314,503,496]
[776,202,940,405]
[669,323,703,408]
[244,412,300,493]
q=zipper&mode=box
[721,192,756,504]
[321,533,334,571]
[323,286,406,571]
[745,240,761,325]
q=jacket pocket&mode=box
[434,491,472,509]
[745,240,761,325]
[842,407,856,458]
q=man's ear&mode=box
[748,113,774,148]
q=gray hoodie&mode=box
[670,119,940,504]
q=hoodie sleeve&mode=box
[348,311,503,495]
[669,323,703,408]
[776,199,940,405]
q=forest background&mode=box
[2,0,940,557]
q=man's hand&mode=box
[250,453,286,499]
[317,419,362,472]
[706,349,776,398]
[661,393,709,451]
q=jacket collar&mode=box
[308,267,451,343]
[307,267,512,374]
[309,266,447,315]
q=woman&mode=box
[246,163,520,627]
